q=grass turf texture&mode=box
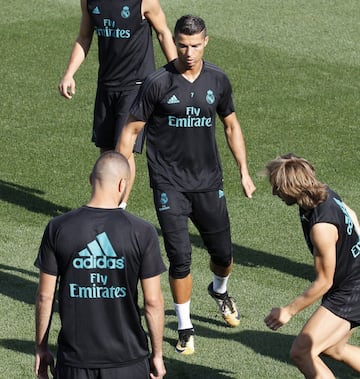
[1,0,359,378]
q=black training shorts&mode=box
[92,86,145,152]
[54,359,150,379]
[153,188,233,278]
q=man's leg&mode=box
[190,191,240,327]
[290,306,360,378]
[113,88,141,208]
[170,274,195,355]
[153,189,195,354]
[170,274,193,329]
[208,258,240,327]
[210,259,232,294]
[170,274,192,304]
[210,259,233,278]
[120,152,136,206]
[324,328,360,373]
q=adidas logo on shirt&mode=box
[73,232,125,269]
[92,6,101,14]
[167,95,180,104]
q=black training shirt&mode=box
[87,0,155,88]
[300,188,360,319]
[35,206,166,368]
[130,61,235,191]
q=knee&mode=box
[290,344,304,367]
[323,344,343,361]
[210,255,232,268]
[169,262,191,279]
[165,244,191,279]
[290,335,312,368]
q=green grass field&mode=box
[1,0,360,378]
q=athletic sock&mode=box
[212,274,230,295]
[174,300,193,331]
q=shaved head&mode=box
[91,151,130,189]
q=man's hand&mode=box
[241,174,256,199]
[34,348,55,379]
[264,307,292,331]
[58,76,76,99]
[149,354,166,379]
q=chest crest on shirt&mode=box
[206,90,215,104]
[166,88,215,104]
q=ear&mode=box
[204,35,209,47]
[89,173,93,185]
[118,178,127,195]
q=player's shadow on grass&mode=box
[156,227,313,281]
[232,243,314,282]
[236,329,358,379]
[0,179,70,217]
[164,356,236,379]
[166,322,357,379]
[165,309,225,328]
[0,338,234,379]
[184,230,314,282]
[0,338,56,356]
[0,264,38,304]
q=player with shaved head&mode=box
[35,151,166,379]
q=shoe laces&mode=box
[221,295,236,314]
[178,330,193,346]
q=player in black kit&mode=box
[265,153,360,378]
[117,15,256,354]
[34,152,167,379]
[58,0,177,208]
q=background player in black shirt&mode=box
[117,15,256,355]
[58,0,177,208]
[265,153,360,378]
[34,152,166,379]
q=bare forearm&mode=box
[226,125,249,175]
[62,0,93,79]
[35,294,54,349]
[144,300,165,357]
[143,0,176,63]
[224,115,256,197]
[62,37,92,77]
[157,31,177,62]
[265,277,332,330]
[116,119,145,158]
[286,223,337,317]
[286,279,331,317]
[223,113,251,179]
[115,131,135,159]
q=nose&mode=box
[185,46,193,56]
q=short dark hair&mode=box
[174,15,207,37]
